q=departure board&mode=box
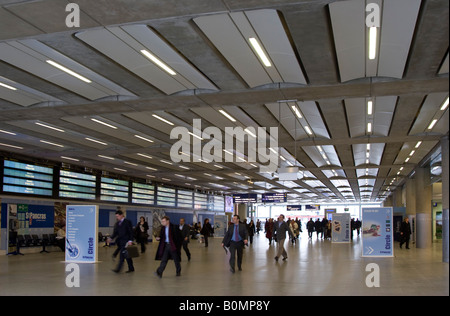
[132,182,155,205]
[194,192,208,210]
[2,160,53,196]
[157,186,176,207]
[100,177,129,203]
[177,189,193,208]
[59,170,96,200]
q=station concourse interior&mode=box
[0,0,448,296]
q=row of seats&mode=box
[15,234,58,248]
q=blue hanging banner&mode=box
[361,207,394,257]
[65,205,98,263]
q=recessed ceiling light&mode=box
[137,153,153,159]
[367,100,373,115]
[124,161,138,166]
[140,50,176,76]
[91,118,118,129]
[291,105,302,118]
[415,141,422,148]
[440,97,449,111]
[244,128,257,138]
[304,126,313,135]
[145,166,157,171]
[188,132,203,140]
[368,27,377,60]
[46,60,92,83]
[61,156,79,162]
[219,109,236,122]
[98,155,115,160]
[0,142,23,149]
[0,129,16,135]
[114,168,127,172]
[367,122,372,133]
[134,135,154,143]
[427,119,438,130]
[40,140,64,147]
[160,159,173,165]
[249,37,271,67]
[85,137,108,146]
[0,82,17,91]
[35,122,65,133]
[152,114,174,126]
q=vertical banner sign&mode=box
[332,213,350,243]
[65,205,98,263]
[362,207,394,257]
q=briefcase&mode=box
[123,244,140,258]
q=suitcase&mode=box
[123,244,140,258]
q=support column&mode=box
[237,203,247,221]
[441,136,449,262]
[415,166,432,249]
[405,178,416,244]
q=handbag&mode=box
[123,244,140,258]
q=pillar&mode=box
[441,136,449,262]
[237,203,247,221]
[415,166,432,249]
[405,178,416,243]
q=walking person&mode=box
[273,214,289,261]
[307,218,315,239]
[179,218,191,261]
[314,218,322,239]
[321,217,329,239]
[201,218,213,247]
[109,210,135,273]
[155,216,182,278]
[265,218,274,245]
[222,215,248,273]
[399,217,412,249]
[135,216,149,253]
[247,219,256,245]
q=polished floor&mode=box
[0,232,448,296]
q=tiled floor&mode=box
[0,232,448,296]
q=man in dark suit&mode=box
[109,210,135,273]
[155,216,182,278]
[179,218,191,261]
[222,215,248,273]
[273,214,289,261]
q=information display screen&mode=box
[132,182,155,205]
[177,189,193,208]
[261,193,287,203]
[194,192,208,210]
[157,186,176,207]
[59,170,96,200]
[100,177,129,203]
[2,160,53,196]
[233,193,257,203]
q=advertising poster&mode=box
[362,207,394,257]
[331,213,350,243]
[213,215,228,237]
[65,205,99,263]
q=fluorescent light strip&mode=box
[440,97,449,111]
[218,109,236,122]
[0,142,23,149]
[46,60,92,83]
[249,38,271,67]
[152,114,174,126]
[137,153,153,159]
[40,140,64,147]
[304,126,313,135]
[0,129,16,135]
[91,118,118,129]
[98,155,115,160]
[85,137,108,146]
[145,166,157,171]
[134,135,154,143]
[124,161,138,166]
[428,119,438,130]
[415,141,422,148]
[291,105,302,118]
[160,159,173,165]
[114,168,127,172]
[368,27,377,60]
[61,156,79,162]
[188,132,203,140]
[179,165,190,170]
[367,122,372,133]
[367,100,373,115]
[0,82,17,91]
[140,49,176,76]
[244,128,257,138]
[35,122,65,133]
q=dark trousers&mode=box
[400,235,410,248]
[182,240,191,259]
[157,243,181,275]
[229,240,244,270]
[116,246,134,272]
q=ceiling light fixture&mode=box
[90,118,118,129]
[0,82,17,90]
[291,105,302,118]
[98,155,115,160]
[0,129,16,135]
[0,142,23,149]
[368,27,377,60]
[35,122,65,133]
[244,128,257,138]
[415,141,422,148]
[367,122,372,133]
[46,60,92,83]
[440,97,449,111]
[428,119,438,130]
[85,137,108,146]
[61,156,79,162]
[134,135,154,143]
[152,114,174,126]
[367,100,373,115]
[218,109,236,122]
[304,126,313,135]
[140,49,176,76]
[249,37,272,67]
[40,140,64,147]
[137,153,153,159]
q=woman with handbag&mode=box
[135,216,149,253]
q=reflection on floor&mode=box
[0,232,448,296]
